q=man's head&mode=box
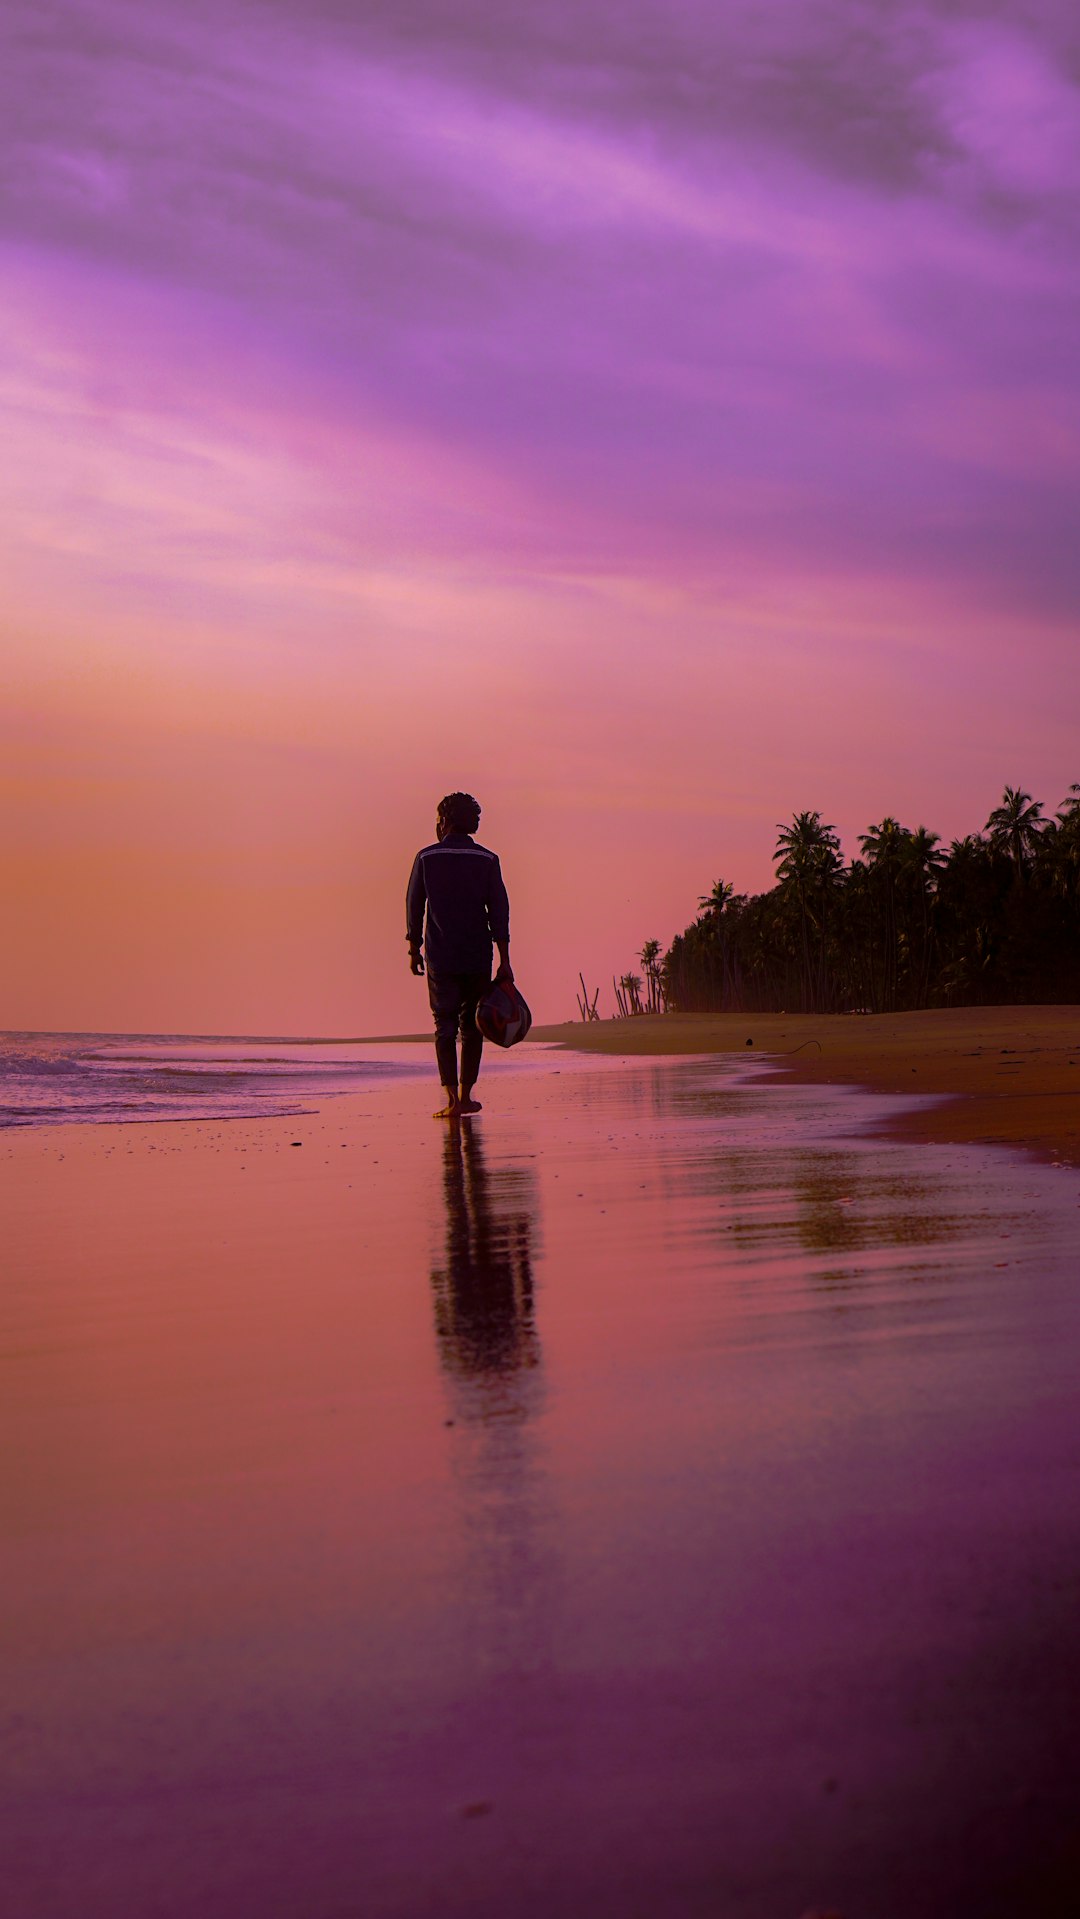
[436,792,481,841]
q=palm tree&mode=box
[903,826,947,1005]
[906,825,945,873]
[859,817,908,867]
[620,972,644,1015]
[859,818,910,1009]
[697,879,734,917]
[638,939,665,1013]
[985,786,1045,887]
[948,834,985,864]
[1049,785,1080,900]
[690,881,741,1007]
[935,835,999,1005]
[775,812,841,1010]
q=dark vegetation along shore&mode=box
[661,784,1080,1016]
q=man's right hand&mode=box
[409,946,425,976]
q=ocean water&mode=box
[0,1032,433,1127]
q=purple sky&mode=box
[4,1,1080,1030]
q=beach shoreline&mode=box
[535,1003,1080,1168]
[6,1008,1078,1168]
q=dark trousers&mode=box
[427,970,490,1090]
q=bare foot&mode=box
[459,1094,482,1115]
[434,1094,461,1120]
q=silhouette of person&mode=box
[430,1122,539,1405]
[406,792,512,1120]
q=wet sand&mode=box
[5,1052,1080,1917]
[538,1005,1080,1165]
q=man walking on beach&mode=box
[406,793,512,1119]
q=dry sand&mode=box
[537,1003,1080,1165]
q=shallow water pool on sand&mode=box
[4,1055,1080,1917]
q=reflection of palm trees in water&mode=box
[431,1124,541,1423]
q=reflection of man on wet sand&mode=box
[406,792,512,1121]
[430,1115,547,1659]
[431,1123,539,1394]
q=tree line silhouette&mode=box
[662,785,1080,1015]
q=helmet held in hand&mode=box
[475,980,532,1047]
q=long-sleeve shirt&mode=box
[406,831,511,976]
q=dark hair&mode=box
[437,791,481,835]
